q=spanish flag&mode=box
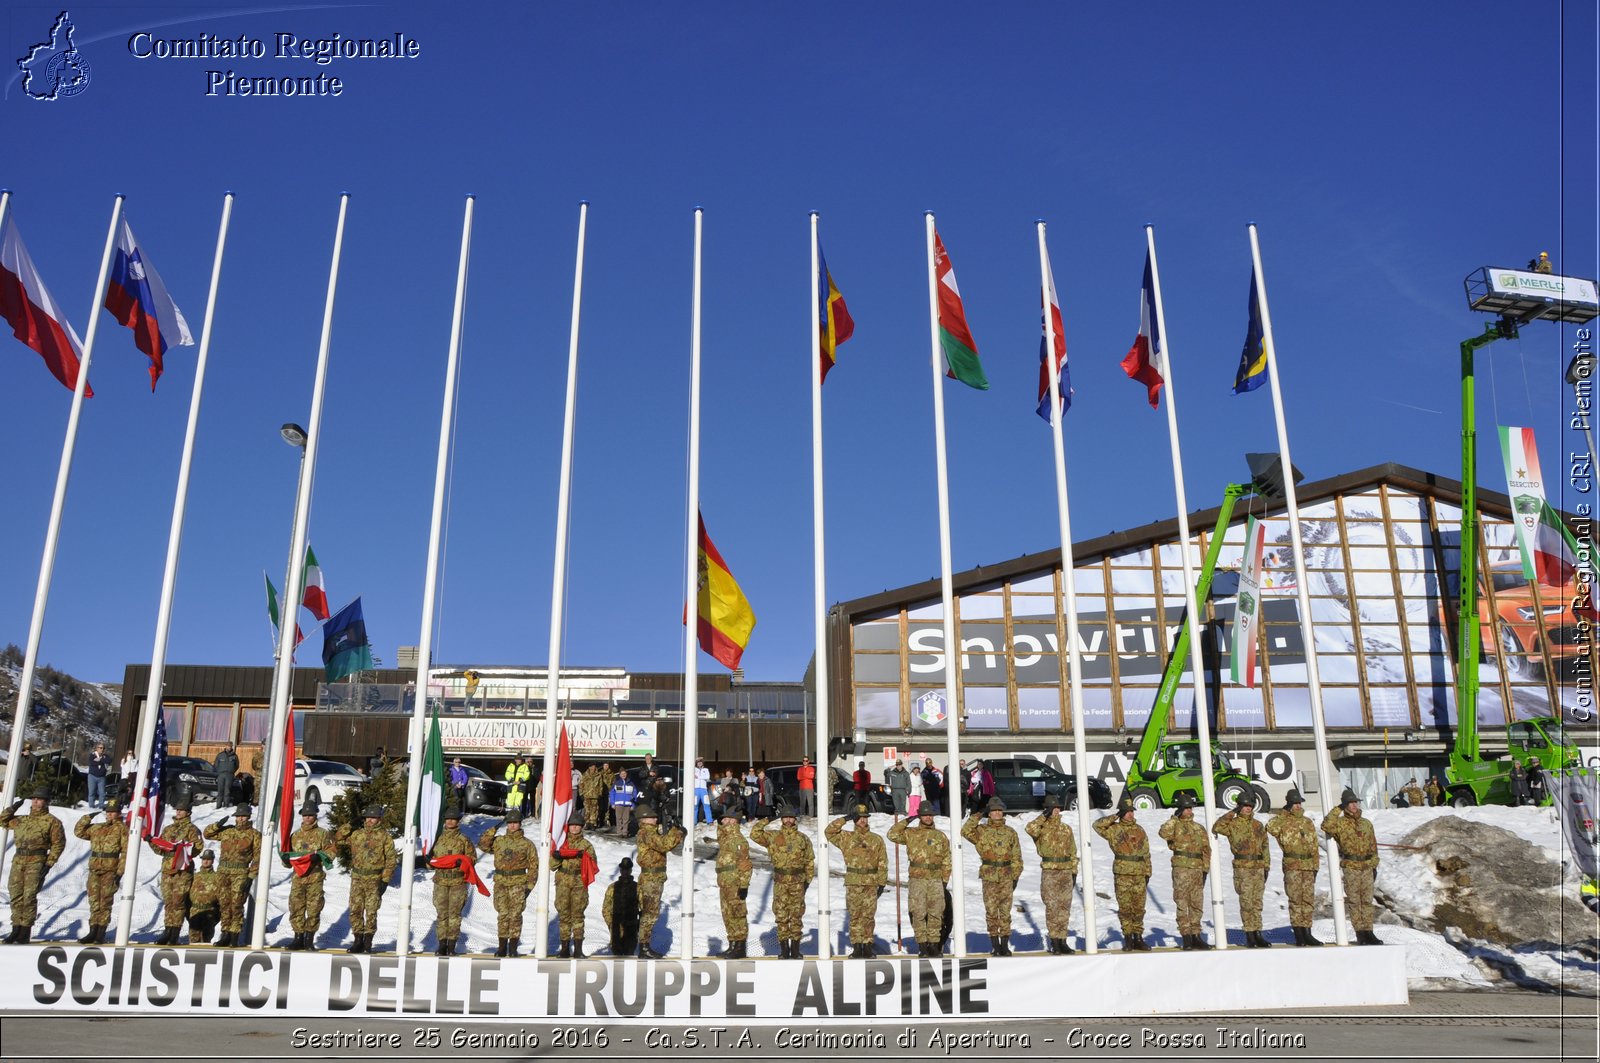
[696,513,756,670]
[817,243,854,384]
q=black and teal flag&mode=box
[322,596,375,681]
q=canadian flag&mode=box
[547,724,575,846]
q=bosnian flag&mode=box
[103,217,192,391]
[301,544,330,621]
[0,212,90,395]
[1120,252,1164,409]
[547,724,576,846]
[1035,250,1071,422]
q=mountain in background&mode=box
[1,644,119,767]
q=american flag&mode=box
[129,709,169,840]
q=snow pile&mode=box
[6,800,1595,994]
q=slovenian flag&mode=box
[1121,252,1164,408]
[817,242,854,384]
[103,217,192,391]
[0,212,90,395]
[1233,269,1268,395]
[1036,251,1071,422]
[934,230,989,390]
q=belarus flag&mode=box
[547,724,576,846]
[1121,252,1164,409]
[104,217,192,391]
[1035,252,1071,422]
[0,212,90,395]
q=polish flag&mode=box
[0,212,90,395]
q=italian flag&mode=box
[933,230,989,390]
[264,572,305,648]
[1229,516,1267,687]
[300,545,330,621]
[415,702,446,855]
[1500,426,1585,584]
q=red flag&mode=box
[557,843,600,887]
[0,213,91,395]
[1121,252,1164,409]
[278,709,297,855]
[548,724,575,845]
[150,836,194,871]
[430,853,490,896]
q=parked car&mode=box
[763,765,895,815]
[293,758,368,807]
[459,763,509,814]
[1478,561,1586,680]
[161,755,221,806]
[983,756,1113,811]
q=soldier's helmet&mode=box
[29,786,51,802]
[636,802,659,821]
[1042,794,1064,812]
[775,795,800,819]
[199,849,215,864]
[299,800,319,818]
[443,803,463,822]
[362,805,386,821]
[1339,788,1361,806]
[1117,795,1136,813]
[618,856,634,875]
[983,796,1006,815]
[1283,788,1305,808]
[719,805,743,823]
[916,802,937,819]
[852,803,871,820]
[1235,791,1257,810]
[104,798,120,814]
[170,793,193,812]
[234,803,254,818]
[1172,791,1197,810]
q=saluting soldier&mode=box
[1212,791,1270,948]
[826,803,889,958]
[1,787,65,944]
[1321,787,1382,945]
[1093,796,1151,950]
[203,803,263,947]
[429,804,476,956]
[1158,791,1212,950]
[750,798,815,958]
[478,815,536,956]
[579,765,606,828]
[336,805,398,953]
[1400,779,1427,808]
[1424,777,1443,807]
[552,819,598,958]
[887,803,951,956]
[714,806,753,957]
[147,793,203,945]
[188,849,223,944]
[960,796,1023,956]
[633,802,686,958]
[1266,788,1323,946]
[1025,794,1079,954]
[74,798,128,944]
[283,800,337,950]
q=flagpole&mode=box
[679,207,704,960]
[809,212,834,959]
[923,211,967,955]
[535,201,589,959]
[1248,222,1349,944]
[396,195,475,957]
[1143,225,1229,948]
[0,194,121,895]
[113,193,234,946]
[1036,222,1098,953]
[249,194,350,949]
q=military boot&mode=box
[18,926,31,944]
[558,939,572,958]
[2,925,20,944]
[1249,931,1271,948]
[570,940,586,959]
[1356,930,1383,946]
[1056,938,1075,954]
[78,926,97,944]
[495,939,508,958]
[348,933,366,954]
[94,926,108,944]
[726,940,745,959]
[919,940,939,957]
[1191,933,1211,950]
[995,936,1012,957]
[507,937,520,957]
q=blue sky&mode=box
[1,1,1595,685]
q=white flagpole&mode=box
[923,212,967,955]
[0,194,121,894]
[809,212,834,958]
[534,201,589,959]
[1248,222,1349,944]
[1143,225,1229,948]
[113,193,234,946]
[397,195,475,957]
[249,194,350,948]
[1036,222,1098,953]
[679,207,705,959]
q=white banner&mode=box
[1230,515,1266,687]
[437,718,655,757]
[1485,267,1599,307]
[1019,748,1299,788]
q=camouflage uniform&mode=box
[287,822,337,937]
[203,816,263,938]
[1400,782,1426,808]
[188,857,224,943]
[1265,805,1321,931]
[1212,807,1269,933]
[750,817,815,953]
[714,820,754,950]
[149,811,204,936]
[1,798,65,936]
[1092,811,1151,946]
[634,816,686,956]
[887,815,951,952]
[579,768,605,828]
[825,816,888,951]
[1025,810,1078,944]
[1321,806,1379,933]
[552,830,597,950]
[74,810,128,937]
[961,810,1024,944]
[1424,778,1443,807]
[478,823,536,949]
[430,823,476,944]
[1158,811,1211,938]
[336,820,398,942]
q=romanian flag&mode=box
[1233,270,1268,395]
[817,243,854,384]
[933,230,989,390]
[695,513,757,670]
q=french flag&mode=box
[0,212,90,395]
[1121,252,1164,409]
[104,217,192,390]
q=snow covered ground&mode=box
[6,801,1595,995]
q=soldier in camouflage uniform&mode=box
[579,766,606,828]
[429,805,476,956]
[714,806,753,957]
[887,803,951,956]
[1321,787,1382,945]
[751,799,815,958]
[1158,791,1212,950]
[203,803,263,947]
[74,799,128,944]
[1265,788,1324,946]
[1400,779,1427,808]
[283,801,337,950]
[478,815,536,956]
[633,803,686,958]
[187,850,223,944]
[148,793,204,945]
[1025,794,1078,954]
[960,796,1023,956]
[552,820,597,957]
[1212,791,1271,947]
[1093,796,1151,950]
[1424,777,1443,807]
[336,805,398,953]
[603,856,641,955]
[1,787,65,944]
[826,804,888,958]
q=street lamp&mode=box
[280,422,308,448]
